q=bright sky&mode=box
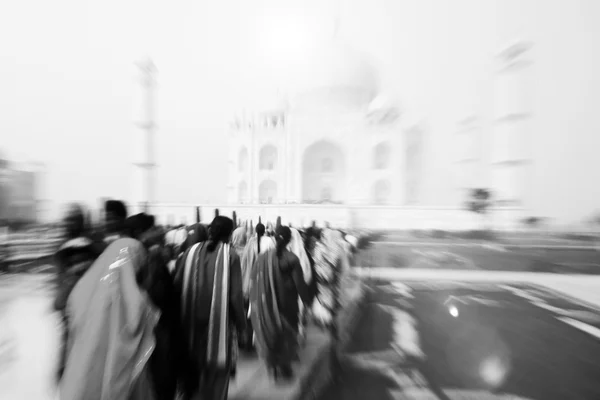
[2,0,600,222]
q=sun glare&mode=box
[449,305,459,317]
[255,14,316,69]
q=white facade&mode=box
[227,39,425,207]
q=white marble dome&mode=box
[287,39,380,110]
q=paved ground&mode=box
[358,243,600,275]
[0,273,337,400]
[2,240,600,400]
[0,275,59,400]
[320,280,600,400]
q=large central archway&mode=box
[302,140,346,203]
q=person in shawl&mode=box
[287,227,315,345]
[127,213,180,400]
[240,221,275,350]
[59,238,160,400]
[311,228,347,379]
[173,216,246,400]
[288,228,312,285]
[229,226,248,350]
[54,204,103,383]
[250,226,312,380]
[231,225,247,259]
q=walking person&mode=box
[250,226,312,380]
[311,228,347,381]
[127,213,180,400]
[58,238,160,400]
[53,204,102,384]
[287,227,314,346]
[240,221,275,350]
[174,216,246,400]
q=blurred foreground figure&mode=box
[59,238,159,400]
[312,228,347,379]
[250,226,312,381]
[287,227,314,345]
[54,204,102,383]
[127,213,179,400]
[240,222,275,350]
[174,216,246,400]
[312,229,345,326]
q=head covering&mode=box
[288,228,312,284]
[208,216,234,245]
[231,227,247,257]
[178,223,207,256]
[60,238,159,400]
[104,200,127,220]
[125,213,152,237]
[255,222,265,236]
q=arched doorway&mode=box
[302,141,346,203]
[259,145,278,170]
[238,181,248,203]
[373,142,391,169]
[373,179,391,204]
[259,180,277,204]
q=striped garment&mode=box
[250,250,298,369]
[179,242,235,371]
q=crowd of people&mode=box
[52,200,358,400]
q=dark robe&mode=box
[250,249,311,376]
[137,242,180,400]
[173,242,246,400]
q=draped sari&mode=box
[59,238,160,400]
[175,242,245,400]
[250,249,310,373]
[240,235,275,297]
[231,227,247,259]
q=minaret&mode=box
[490,40,533,210]
[132,58,157,214]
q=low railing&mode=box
[131,202,528,232]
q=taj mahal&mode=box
[226,39,425,207]
[216,31,533,229]
[123,21,537,230]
